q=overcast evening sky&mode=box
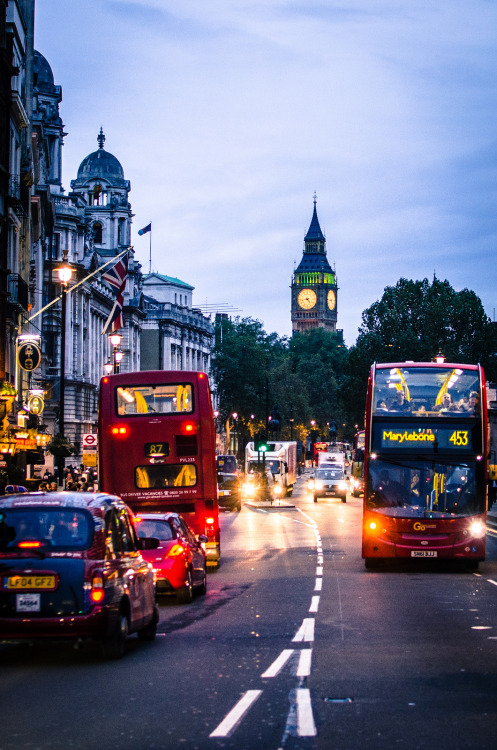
[35,0,497,346]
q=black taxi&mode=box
[0,491,159,658]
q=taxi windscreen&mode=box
[0,508,93,550]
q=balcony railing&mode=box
[7,273,29,312]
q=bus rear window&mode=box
[135,464,197,489]
[116,383,194,416]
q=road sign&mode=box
[82,433,98,449]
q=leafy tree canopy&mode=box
[345,277,497,426]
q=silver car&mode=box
[309,466,348,503]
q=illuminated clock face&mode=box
[327,290,336,310]
[297,289,317,309]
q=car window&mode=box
[117,510,137,553]
[135,519,174,541]
[105,510,120,559]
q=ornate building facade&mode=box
[291,197,338,334]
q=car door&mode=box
[115,507,150,629]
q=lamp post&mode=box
[56,251,73,486]
[57,251,73,439]
[109,333,123,373]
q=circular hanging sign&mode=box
[18,342,41,372]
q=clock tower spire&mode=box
[291,196,338,333]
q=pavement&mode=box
[487,503,497,530]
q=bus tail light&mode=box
[90,573,105,603]
[111,425,129,437]
[205,516,215,536]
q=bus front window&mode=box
[367,460,482,518]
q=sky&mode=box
[34,0,497,346]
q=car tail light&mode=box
[90,573,105,603]
[167,544,185,557]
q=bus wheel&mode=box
[177,569,193,604]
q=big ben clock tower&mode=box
[291,196,338,333]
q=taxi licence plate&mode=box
[6,575,57,590]
[16,593,40,612]
[410,550,437,558]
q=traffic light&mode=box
[254,433,268,452]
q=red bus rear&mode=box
[362,362,488,569]
[98,370,220,566]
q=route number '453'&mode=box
[449,430,469,446]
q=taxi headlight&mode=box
[338,481,348,491]
[314,480,324,490]
[243,482,255,497]
[273,485,282,495]
[468,520,485,538]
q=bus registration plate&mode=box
[411,550,437,558]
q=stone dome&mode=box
[71,128,129,190]
[77,148,125,182]
[33,51,55,88]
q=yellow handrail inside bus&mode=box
[435,369,457,406]
[394,368,411,401]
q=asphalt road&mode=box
[2,476,497,750]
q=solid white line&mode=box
[297,688,317,736]
[309,595,320,613]
[296,649,313,677]
[261,649,294,678]
[314,577,322,591]
[209,690,262,737]
[292,618,315,642]
[316,566,323,576]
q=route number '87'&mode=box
[449,430,469,446]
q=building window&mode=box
[93,222,103,244]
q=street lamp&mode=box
[103,361,114,376]
[109,333,123,373]
[57,250,73,439]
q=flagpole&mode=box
[149,224,152,274]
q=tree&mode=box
[345,277,497,426]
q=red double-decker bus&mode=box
[98,370,220,566]
[362,362,489,569]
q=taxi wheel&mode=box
[177,568,193,604]
[101,611,129,659]
[138,603,159,641]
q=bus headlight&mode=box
[468,520,485,538]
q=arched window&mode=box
[93,222,103,244]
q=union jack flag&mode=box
[102,252,129,334]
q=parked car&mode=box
[0,491,159,659]
[134,513,207,603]
[308,466,348,503]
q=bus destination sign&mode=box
[373,423,474,453]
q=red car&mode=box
[0,491,159,659]
[134,513,207,603]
